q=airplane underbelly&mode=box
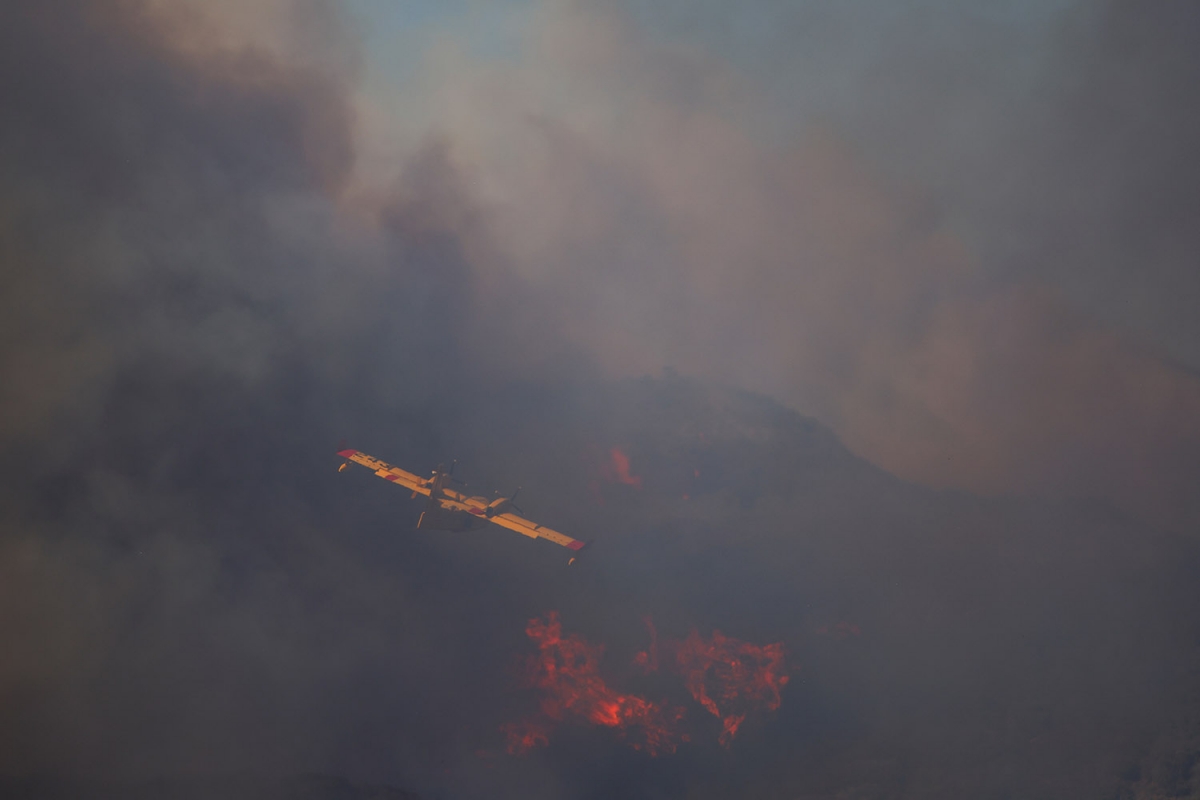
[416,505,476,532]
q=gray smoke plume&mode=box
[2,2,1200,799]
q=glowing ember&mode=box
[721,714,745,742]
[501,719,550,755]
[673,629,789,747]
[506,612,685,756]
[633,615,659,674]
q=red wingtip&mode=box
[566,539,587,551]
[337,448,357,458]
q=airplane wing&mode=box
[423,491,587,550]
[488,512,588,552]
[429,484,587,550]
[337,449,431,496]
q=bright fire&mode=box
[505,614,789,754]
[504,612,685,756]
[673,629,789,747]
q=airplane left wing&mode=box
[423,491,587,551]
[338,449,431,496]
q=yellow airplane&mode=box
[337,448,588,561]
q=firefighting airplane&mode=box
[336,448,588,561]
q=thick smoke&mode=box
[0,0,500,787]
[2,2,1200,799]
[357,0,1200,531]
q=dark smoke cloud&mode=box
[366,0,1200,532]
[2,2,1200,799]
[0,0,482,786]
[1005,0,1200,369]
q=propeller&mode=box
[490,487,525,516]
[434,461,466,486]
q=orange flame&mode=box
[506,612,685,756]
[587,446,643,505]
[673,629,789,747]
[505,614,790,754]
[608,447,643,489]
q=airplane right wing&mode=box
[488,512,588,552]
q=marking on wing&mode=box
[339,449,431,496]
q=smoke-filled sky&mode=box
[2,2,1200,798]
[350,0,1200,528]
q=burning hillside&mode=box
[504,612,686,756]
[504,612,789,755]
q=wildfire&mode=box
[588,446,644,505]
[505,612,685,756]
[505,613,790,754]
[673,629,789,747]
[608,447,643,489]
